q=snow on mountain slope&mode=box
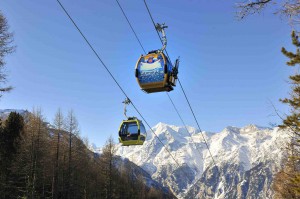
[114,123,290,198]
[0,109,30,120]
[0,109,29,116]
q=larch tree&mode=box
[0,11,15,97]
[65,109,79,199]
[26,108,48,198]
[52,109,65,199]
[100,136,117,199]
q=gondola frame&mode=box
[135,51,174,93]
[118,118,146,146]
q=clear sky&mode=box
[1,0,293,147]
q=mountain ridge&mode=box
[2,110,288,198]
[112,122,289,198]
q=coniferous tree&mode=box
[280,31,300,134]
[273,31,300,198]
[0,112,24,198]
[1,112,24,155]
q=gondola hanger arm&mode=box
[122,97,131,119]
[155,23,168,53]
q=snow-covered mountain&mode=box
[0,109,30,120]
[112,122,290,199]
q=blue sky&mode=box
[1,0,293,147]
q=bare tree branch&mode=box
[236,0,300,30]
[236,0,273,19]
[0,11,15,97]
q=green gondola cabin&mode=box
[118,117,146,146]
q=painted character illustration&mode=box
[138,54,165,84]
[147,56,154,63]
[140,55,163,72]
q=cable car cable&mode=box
[143,0,171,60]
[116,0,224,193]
[177,78,217,166]
[115,0,146,54]
[143,0,221,172]
[56,0,127,98]
[56,0,190,182]
[115,0,204,160]
[116,0,201,156]
[166,93,204,159]
[146,0,225,184]
[112,5,213,196]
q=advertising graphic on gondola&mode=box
[137,53,165,84]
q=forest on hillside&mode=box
[0,110,174,199]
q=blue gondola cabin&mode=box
[135,51,178,93]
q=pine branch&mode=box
[282,47,297,60]
[269,100,300,136]
[292,31,300,47]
